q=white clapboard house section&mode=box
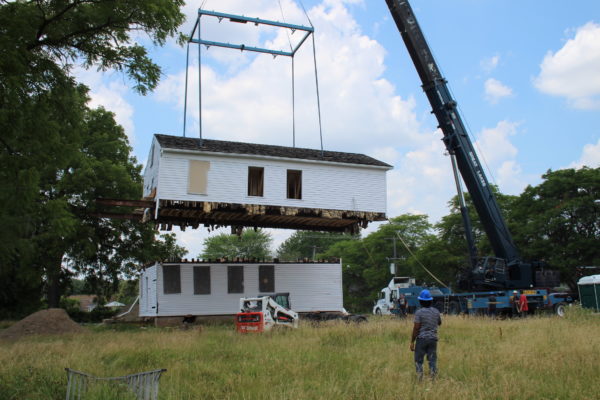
[142,134,391,214]
[139,261,345,317]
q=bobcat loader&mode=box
[236,293,299,333]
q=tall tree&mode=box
[200,230,273,260]
[0,0,185,315]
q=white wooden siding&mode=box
[139,262,344,317]
[139,264,158,317]
[155,151,387,213]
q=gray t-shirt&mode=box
[414,307,441,340]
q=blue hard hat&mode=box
[418,289,433,301]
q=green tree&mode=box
[322,215,434,312]
[0,0,185,316]
[200,230,273,260]
[115,279,139,306]
[276,231,355,261]
[511,167,600,289]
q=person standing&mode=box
[398,293,407,317]
[518,293,529,317]
[510,290,519,317]
[410,289,442,380]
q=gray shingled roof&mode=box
[155,134,392,168]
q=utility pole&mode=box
[311,245,320,260]
[384,236,401,275]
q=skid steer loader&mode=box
[236,293,299,333]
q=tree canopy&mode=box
[276,231,355,261]
[0,0,186,317]
[510,167,600,289]
[200,230,273,261]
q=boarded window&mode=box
[248,167,264,197]
[228,265,244,293]
[287,169,302,199]
[193,266,211,295]
[163,265,181,294]
[188,160,210,194]
[259,265,275,293]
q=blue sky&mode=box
[76,0,600,256]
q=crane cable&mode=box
[392,230,449,289]
[278,0,297,147]
[299,0,324,155]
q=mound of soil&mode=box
[0,308,85,340]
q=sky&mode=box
[76,0,600,258]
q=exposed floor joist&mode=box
[95,198,387,234]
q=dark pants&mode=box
[414,338,437,378]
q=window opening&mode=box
[194,266,211,295]
[259,265,275,293]
[163,265,181,294]
[228,265,244,293]
[248,167,264,197]
[287,170,302,199]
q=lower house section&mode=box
[139,260,344,319]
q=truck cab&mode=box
[373,277,416,315]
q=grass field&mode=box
[1,308,599,400]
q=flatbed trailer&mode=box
[374,278,574,317]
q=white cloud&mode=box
[156,1,533,254]
[472,120,530,194]
[484,78,513,104]
[534,22,600,110]
[385,136,455,221]
[475,120,518,167]
[480,55,500,73]
[73,67,135,143]
[569,138,600,169]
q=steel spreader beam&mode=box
[193,9,314,57]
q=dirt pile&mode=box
[0,308,85,340]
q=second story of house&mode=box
[143,134,392,214]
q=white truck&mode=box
[373,277,416,315]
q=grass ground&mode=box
[0,308,599,400]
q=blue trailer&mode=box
[373,278,574,317]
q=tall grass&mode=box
[1,308,599,399]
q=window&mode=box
[228,266,244,293]
[188,160,210,194]
[163,265,181,294]
[193,266,211,295]
[248,166,264,197]
[287,169,302,199]
[259,265,275,293]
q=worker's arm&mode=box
[410,322,421,351]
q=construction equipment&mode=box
[236,293,299,333]
[384,0,563,291]
[374,0,574,315]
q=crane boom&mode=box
[385,0,536,289]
